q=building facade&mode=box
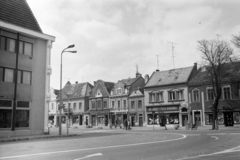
[144,64,197,127]
[188,65,240,126]
[89,80,115,127]
[59,81,93,127]
[128,88,145,126]
[0,0,55,136]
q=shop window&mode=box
[0,100,12,128]
[233,112,240,124]
[4,68,14,82]
[156,92,163,102]
[205,113,224,125]
[147,114,158,125]
[222,86,231,100]
[79,102,82,110]
[15,101,30,128]
[207,87,214,101]
[192,89,200,102]
[138,100,142,109]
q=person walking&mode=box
[128,120,131,130]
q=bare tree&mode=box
[232,33,240,48]
[197,39,239,130]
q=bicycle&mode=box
[185,123,198,130]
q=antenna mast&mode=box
[156,55,159,70]
[168,41,178,69]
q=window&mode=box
[68,103,71,108]
[91,101,95,109]
[4,68,14,82]
[169,92,176,101]
[97,101,101,109]
[19,41,33,56]
[0,100,12,128]
[138,100,142,109]
[0,67,3,81]
[131,101,135,109]
[18,70,31,84]
[149,93,156,102]
[0,37,16,52]
[124,100,126,109]
[79,102,82,110]
[192,89,200,102]
[156,92,163,101]
[223,86,231,100]
[73,103,76,111]
[177,90,184,100]
[51,103,54,110]
[112,101,114,108]
[118,101,120,110]
[207,87,214,101]
[15,101,30,128]
[103,101,107,108]
[117,88,122,94]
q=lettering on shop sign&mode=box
[147,106,178,112]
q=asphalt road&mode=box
[0,130,240,160]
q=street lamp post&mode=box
[59,45,77,135]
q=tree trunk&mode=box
[212,105,216,130]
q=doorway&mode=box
[224,112,234,126]
[131,116,135,126]
[194,111,201,126]
[182,115,188,126]
[139,115,143,127]
[79,115,83,125]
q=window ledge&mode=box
[168,99,185,102]
[149,101,164,103]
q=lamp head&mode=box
[67,51,77,53]
[67,44,75,49]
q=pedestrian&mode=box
[124,119,127,130]
[128,120,131,130]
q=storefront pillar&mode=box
[179,113,182,127]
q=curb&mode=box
[0,134,80,143]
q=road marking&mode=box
[211,136,219,140]
[74,153,103,160]
[84,130,113,133]
[0,133,186,159]
[176,145,240,160]
[207,133,226,136]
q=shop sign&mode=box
[147,106,179,112]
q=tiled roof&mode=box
[189,62,240,85]
[91,80,115,97]
[120,77,140,86]
[61,82,93,100]
[145,66,194,87]
[0,0,42,33]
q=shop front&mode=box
[146,105,180,126]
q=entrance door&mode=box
[182,115,188,126]
[194,111,201,126]
[79,115,83,125]
[131,116,135,126]
[225,112,234,126]
[139,116,143,127]
[92,115,96,126]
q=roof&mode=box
[129,88,144,98]
[119,77,140,86]
[145,66,194,87]
[91,80,115,97]
[189,62,240,85]
[0,0,42,33]
[61,82,93,100]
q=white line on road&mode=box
[207,133,226,136]
[0,134,186,159]
[73,153,103,160]
[211,136,219,140]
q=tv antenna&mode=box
[216,34,221,41]
[156,55,160,70]
[135,63,139,73]
[168,41,178,69]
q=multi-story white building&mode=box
[0,0,55,137]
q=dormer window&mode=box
[117,88,122,94]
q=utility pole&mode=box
[168,42,178,69]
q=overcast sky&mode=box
[27,0,240,89]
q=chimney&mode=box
[144,74,149,84]
[94,81,96,86]
[75,81,78,84]
[194,63,197,69]
[156,69,159,72]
